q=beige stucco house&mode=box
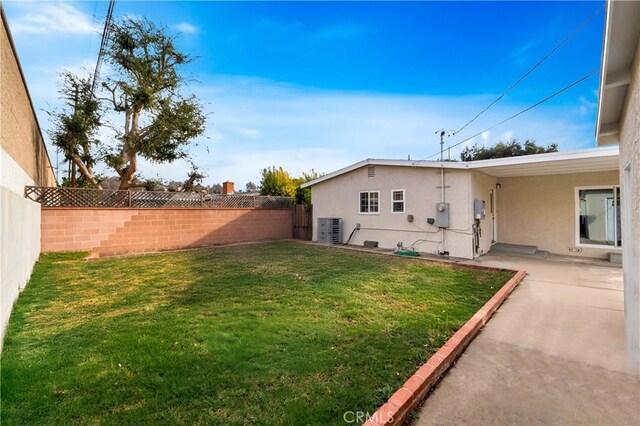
[305,0,639,368]
[303,147,620,261]
[595,0,639,366]
[1,5,57,344]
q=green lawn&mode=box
[1,241,512,425]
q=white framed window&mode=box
[391,189,405,213]
[359,191,380,214]
[575,186,622,248]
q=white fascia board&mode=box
[300,158,470,188]
[595,0,614,142]
[300,159,370,188]
[465,146,619,170]
[301,146,619,188]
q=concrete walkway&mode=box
[415,253,640,425]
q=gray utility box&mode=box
[435,203,450,228]
[474,199,486,220]
[317,218,343,244]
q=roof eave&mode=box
[595,0,614,144]
[300,146,619,188]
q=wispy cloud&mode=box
[579,95,596,115]
[10,3,98,35]
[509,40,540,66]
[233,127,262,139]
[22,66,599,188]
[500,131,516,143]
[142,75,597,186]
[481,131,491,144]
[313,22,366,41]
[173,22,197,34]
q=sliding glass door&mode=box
[577,186,621,248]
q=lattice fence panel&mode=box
[25,187,293,209]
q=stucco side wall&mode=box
[0,12,55,347]
[0,149,41,345]
[470,171,497,256]
[311,165,475,259]
[618,34,639,366]
[0,13,55,187]
[496,171,620,259]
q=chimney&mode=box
[222,181,235,195]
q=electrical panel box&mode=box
[317,218,343,244]
[435,203,449,228]
[474,199,486,220]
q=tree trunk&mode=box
[70,154,102,189]
[71,161,77,188]
[118,150,138,190]
[118,110,141,190]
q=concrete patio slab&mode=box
[414,253,640,426]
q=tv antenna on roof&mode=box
[434,129,455,161]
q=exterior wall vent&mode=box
[317,218,343,244]
[367,166,375,177]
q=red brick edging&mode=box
[364,269,527,426]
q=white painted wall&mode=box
[496,171,620,259]
[311,165,478,259]
[0,148,41,345]
[618,34,640,367]
[470,171,497,256]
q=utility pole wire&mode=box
[453,4,604,136]
[426,69,599,160]
[91,0,116,97]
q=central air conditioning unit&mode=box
[317,218,343,244]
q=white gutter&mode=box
[595,0,614,142]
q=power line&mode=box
[90,0,116,97]
[452,4,604,136]
[425,69,599,160]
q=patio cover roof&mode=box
[301,146,620,187]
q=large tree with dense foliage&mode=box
[460,139,558,162]
[99,18,206,189]
[47,72,103,188]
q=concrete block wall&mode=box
[41,208,293,257]
[1,10,57,346]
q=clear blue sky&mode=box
[4,1,606,187]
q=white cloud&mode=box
[233,127,262,139]
[16,58,600,188]
[499,131,514,141]
[10,3,98,35]
[579,95,597,116]
[131,75,597,186]
[481,131,491,144]
[509,40,540,65]
[173,22,197,34]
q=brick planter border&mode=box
[364,269,527,426]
